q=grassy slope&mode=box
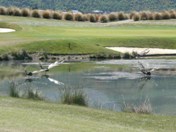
[0,15,176,55]
[0,97,176,132]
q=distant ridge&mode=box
[0,0,176,12]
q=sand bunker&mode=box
[106,47,176,55]
[0,28,16,33]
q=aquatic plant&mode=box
[61,88,87,106]
[9,81,20,98]
[27,88,43,100]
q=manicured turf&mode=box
[0,97,176,132]
[0,15,176,55]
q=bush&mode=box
[0,6,7,15]
[74,13,84,21]
[82,14,89,21]
[133,14,140,21]
[148,13,154,20]
[153,13,162,20]
[108,13,117,21]
[42,10,51,19]
[130,11,137,19]
[61,88,87,106]
[32,10,41,18]
[89,14,97,22]
[53,11,62,20]
[13,7,22,16]
[117,12,126,20]
[170,12,176,19]
[64,13,74,21]
[161,11,170,19]
[21,8,31,17]
[7,7,14,15]
[140,12,148,20]
[99,15,109,23]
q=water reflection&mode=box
[0,60,176,115]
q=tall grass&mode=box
[122,97,152,114]
[9,81,20,98]
[61,88,87,106]
[27,88,43,100]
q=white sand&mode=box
[0,28,16,33]
[106,47,176,55]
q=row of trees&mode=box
[0,6,176,23]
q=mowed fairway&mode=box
[0,15,176,54]
[0,97,176,132]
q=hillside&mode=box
[0,0,176,12]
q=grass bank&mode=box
[0,96,176,132]
[0,15,176,56]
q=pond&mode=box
[0,59,176,115]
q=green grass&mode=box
[0,15,176,55]
[0,96,176,132]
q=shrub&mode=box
[153,13,162,20]
[32,10,41,18]
[130,11,137,19]
[148,13,154,20]
[53,11,62,20]
[99,15,109,23]
[108,13,117,21]
[140,12,148,20]
[133,14,140,21]
[0,6,7,15]
[74,13,84,21]
[21,8,31,17]
[11,49,32,60]
[64,13,74,21]
[61,88,87,106]
[13,7,22,16]
[170,12,176,19]
[161,11,170,19]
[82,14,89,21]
[117,12,126,20]
[1,54,9,61]
[7,7,14,15]
[42,10,51,19]
[89,14,97,22]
